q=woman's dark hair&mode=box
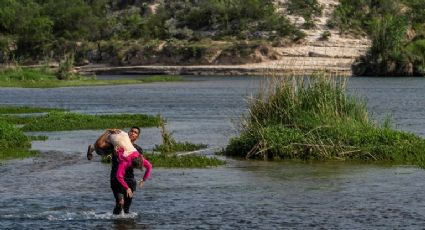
[132,156,144,170]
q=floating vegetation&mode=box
[1,112,161,131]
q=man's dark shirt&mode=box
[110,144,143,180]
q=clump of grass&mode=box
[144,152,225,168]
[100,152,224,168]
[0,120,36,160]
[0,67,55,81]
[0,106,66,114]
[56,54,76,80]
[224,74,425,167]
[0,120,31,149]
[153,118,207,154]
[154,142,208,154]
[1,112,161,131]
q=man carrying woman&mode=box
[87,127,152,214]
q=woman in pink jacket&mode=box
[90,128,152,214]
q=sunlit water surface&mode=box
[1,76,425,229]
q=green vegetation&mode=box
[0,68,183,88]
[144,153,225,168]
[0,119,36,160]
[99,119,221,168]
[320,30,331,41]
[0,0,302,66]
[1,112,161,131]
[286,0,322,28]
[224,75,425,167]
[153,119,207,154]
[101,152,225,168]
[330,0,425,76]
[154,142,208,154]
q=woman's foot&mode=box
[87,144,95,160]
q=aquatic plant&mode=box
[144,152,225,168]
[0,120,36,160]
[101,152,224,168]
[224,74,425,167]
[154,118,207,154]
[1,112,161,131]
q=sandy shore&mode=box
[75,57,354,77]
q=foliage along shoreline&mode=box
[330,0,425,76]
[223,75,425,168]
[1,0,424,76]
[0,67,183,88]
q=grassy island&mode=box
[0,68,183,88]
[1,112,161,131]
[224,75,425,167]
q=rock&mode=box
[308,51,328,57]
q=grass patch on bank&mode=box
[144,153,225,168]
[1,111,161,131]
[0,68,183,88]
[101,152,225,168]
[153,142,208,154]
[223,75,425,167]
[0,120,36,160]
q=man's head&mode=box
[128,126,140,143]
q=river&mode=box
[1,76,425,229]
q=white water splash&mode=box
[20,210,139,221]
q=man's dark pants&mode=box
[111,178,137,214]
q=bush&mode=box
[287,0,322,22]
[320,30,331,40]
[0,120,31,150]
[224,75,425,167]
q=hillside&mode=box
[76,0,371,75]
[1,0,423,76]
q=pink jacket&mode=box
[116,148,152,190]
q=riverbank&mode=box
[75,60,353,77]
[0,68,183,88]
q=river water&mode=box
[1,76,425,229]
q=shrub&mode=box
[320,30,331,40]
[224,75,425,167]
